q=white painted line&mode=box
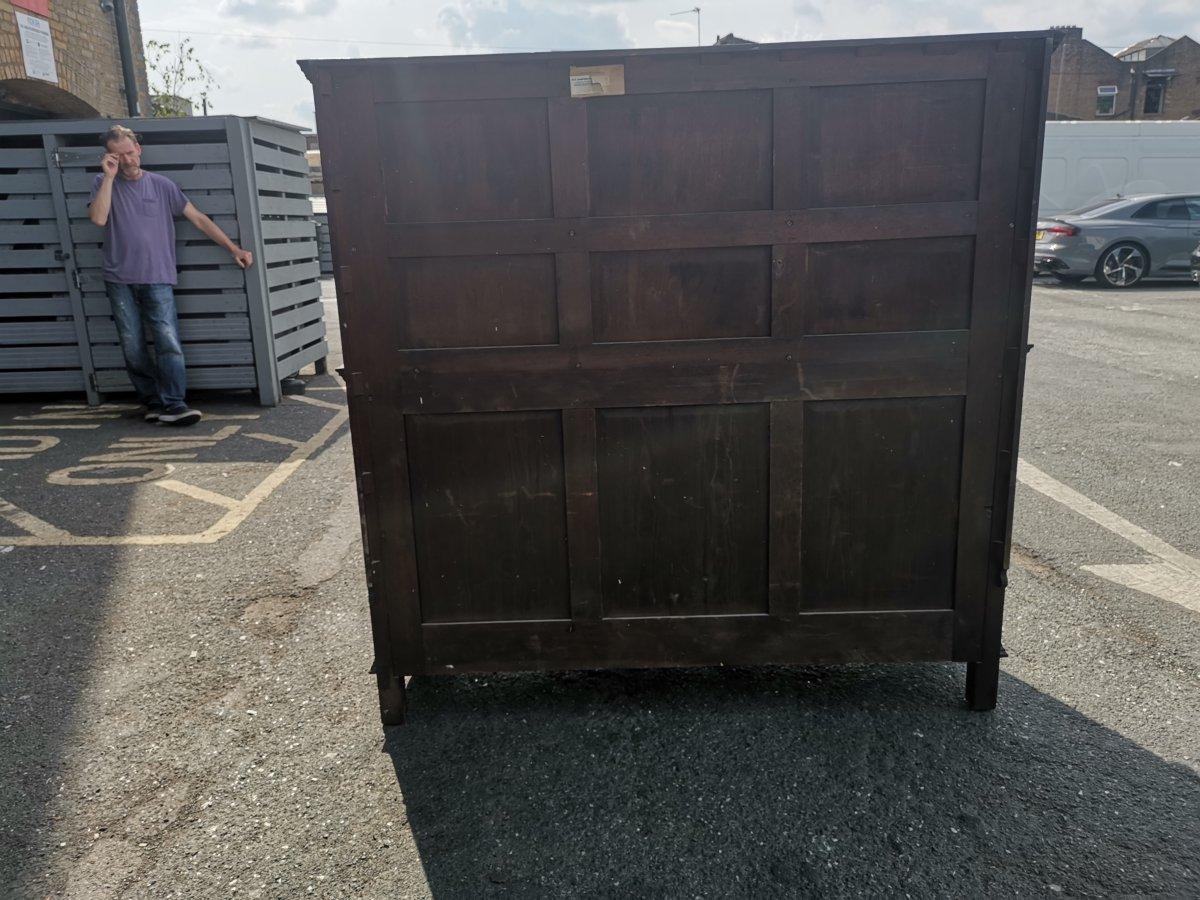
[1017,460,1200,579]
[1083,563,1200,615]
[307,387,345,392]
[155,479,240,510]
[1017,459,1200,612]
[204,414,262,421]
[0,454,34,461]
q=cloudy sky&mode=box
[137,0,1200,129]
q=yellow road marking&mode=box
[0,406,347,546]
[0,498,72,540]
[0,424,101,431]
[155,479,240,510]
[245,432,304,449]
[290,394,344,411]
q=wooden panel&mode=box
[801,236,975,334]
[390,254,558,349]
[587,90,772,216]
[386,200,978,257]
[392,331,969,413]
[406,411,570,624]
[596,404,769,617]
[791,79,986,208]
[591,246,771,342]
[377,98,553,223]
[802,397,965,611]
[421,610,954,672]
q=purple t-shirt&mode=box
[88,171,189,285]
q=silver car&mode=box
[1034,194,1200,288]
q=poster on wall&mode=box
[16,11,59,84]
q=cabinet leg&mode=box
[377,672,408,726]
[965,658,1000,711]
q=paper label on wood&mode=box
[16,11,57,83]
[569,65,625,98]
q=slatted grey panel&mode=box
[0,345,80,368]
[268,281,322,312]
[76,243,234,268]
[264,238,318,265]
[77,269,247,293]
[0,370,86,392]
[272,321,325,358]
[0,273,69,292]
[70,216,241,243]
[278,340,328,378]
[82,292,249,316]
[0,197,54,218]
[55,143,231,167]
[60,168,233,193]
[0,223,58,242]
[87,316,251,343]
[262,219,315,240]
[64,194,238,219]
[92,341,253,367]
[271,301,323,334]
[0,297,73,316]
[2,171,52,192]
[267,259,321,289]
[96,365,256,391]
[0,321,77,344]
[250,147,308,177]
[0,134,84,397]
[257,196,314,217]
[0,148,45,166]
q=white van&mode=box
[1039,121,1200,217]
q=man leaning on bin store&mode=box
[88,124,254,427]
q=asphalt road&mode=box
[1,278,1198,898]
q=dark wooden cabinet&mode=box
[300,31,1054,724]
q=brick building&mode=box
[0,0,150,119]
[1048,26,1200,121]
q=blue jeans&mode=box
[104,282,187,410]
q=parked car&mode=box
[1034,194,1200,288]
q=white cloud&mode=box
[438,0,634,52]
[219,0,337,23]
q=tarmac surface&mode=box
[1,277,1198,897]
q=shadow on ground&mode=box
[387,664,1200,897]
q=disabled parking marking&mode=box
[0,400,348,547]
[1017,459,1200,614]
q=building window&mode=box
[1144,81,1165,114]
[1096,85,1118,116]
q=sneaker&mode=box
[142,406,163,423]
[158,406,202,427]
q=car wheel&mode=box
[1096,243,1148,289]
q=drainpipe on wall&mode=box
[112,0,141,116]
